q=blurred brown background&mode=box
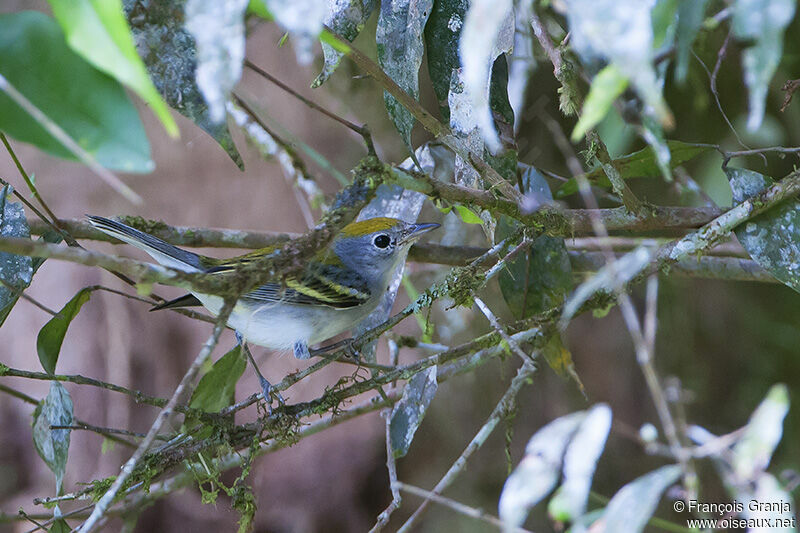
[1,2,800,532]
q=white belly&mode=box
[194,292,376,349]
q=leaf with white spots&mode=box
[601,465,682,533]
[313,0,377,87]
[563,0,673,129]
[448,68,483,187]
[728,167,800,293]
[548,404,612,523]
[508,0,535,132]
[732,383,789,482]
[0,185,33,326]
[732,0,796,131]
[376,0,433,150]
[458,0,513,153]
[390,366,438,458]
[424,0,468,118]
[739,473,796,532]
[264,0,328,65]
[185,0,248,124]
[498,411,587,530]
[123,0,244,169]
[32,382,73,494]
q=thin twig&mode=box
[244,59,375,155]
[397,361,538,532]
[0,133,69,238]
[229,95,318,228]
[396,482,534,533]
[0,384,137,450]
[636,275,697,497]
[77,300,234,532]
[474,297,531,363]
[0,277,58,316]
[693,34,754,155]
[370,340,402,531]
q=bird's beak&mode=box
[399,222,440,245]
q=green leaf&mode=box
[540,333,584,393]
[548,404,611,522]
[601,465,682,533]
[189,346,247,413]
[453,205,483,224]
[675,0,708,83]
[390,366,438,458]
[376,0,433,150]
[0,185,33,326]
[0,11,152,172]
[555,140,710,197]
[498,168,572,319]
[571,64,629,142]
[47,0,178,137]
[247,0,272,19]
[312,0,377,88]
[498,411,587,528]
[32,382,73,494]
[122,0,244,169]
[566,0,673,129]
[37,288,93,375]
[424,0,468,119]
[732,384,789,481]
[50,517,71,533]
[728,167,800,293]
[732,0,796,131]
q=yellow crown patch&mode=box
[341,217,401,237]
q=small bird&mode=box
[87,215,439,361]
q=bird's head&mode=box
[330,217,439,288]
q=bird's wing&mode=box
[210,261,372,309]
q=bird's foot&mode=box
[293,341,311,360]
[256,375,285,416]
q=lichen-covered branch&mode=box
[387,166,722,234]
[653,169,800,272]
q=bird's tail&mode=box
[87,215,204,272]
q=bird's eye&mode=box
[373,234,391,249]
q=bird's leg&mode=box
[293,341,311,360]
[235,331,284,413]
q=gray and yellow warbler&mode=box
[87,215,439,359]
